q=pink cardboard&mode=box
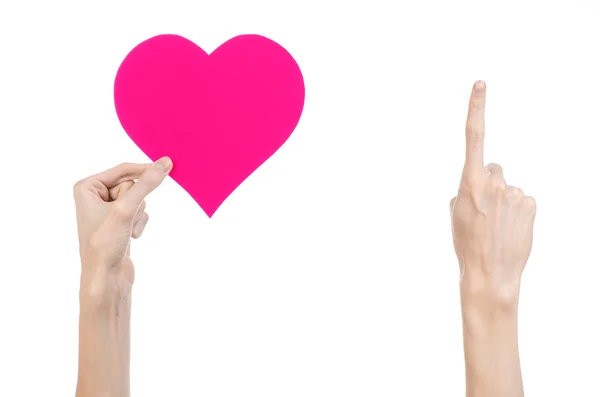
[114,34,305,217]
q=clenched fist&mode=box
[450,81,536,306]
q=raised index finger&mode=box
[464,80,487,174]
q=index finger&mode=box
[464,80,487,174]
[93,162,152,188]
[120,157,172,213]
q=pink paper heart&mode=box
[114,34,305,217]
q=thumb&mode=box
[120,157,172,216]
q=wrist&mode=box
[460,272,521,310]
[459,273,520,333]
[461,300,518,333]
[80,269,132,314]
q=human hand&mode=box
[449,81,536,308]
[73,157,172,302]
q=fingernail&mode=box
[155,157,173,174]
[474,80,486,92]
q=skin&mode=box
[450,81,536,397]
[71,82,534,397]
[74,157,172,397]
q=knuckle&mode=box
[137,171,163,190]
[459,179,474,193]
[142,174,157,186]
[449,196,457,209]
[507,186,524,198]
[469,101,481,113]
[494,184,506,196]
[137,173,153,186]
[121,180,135,191]
[485,163,503,172]
[523,196,537,210]
[132,213,149,239]
[72,178,87,194]
[490,176,506,190]
[147,169,163,183]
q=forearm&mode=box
[461,290,523,397]
[76,290,132,397]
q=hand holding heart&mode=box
[114,34,305,217]
[449,81,537,307]
[73,158,172,303]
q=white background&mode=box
[1,0,599,396]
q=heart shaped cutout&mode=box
[114,34,305,217]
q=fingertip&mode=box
[468,80,486,113]
[474,80,486,93]
[155,157,173,174]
